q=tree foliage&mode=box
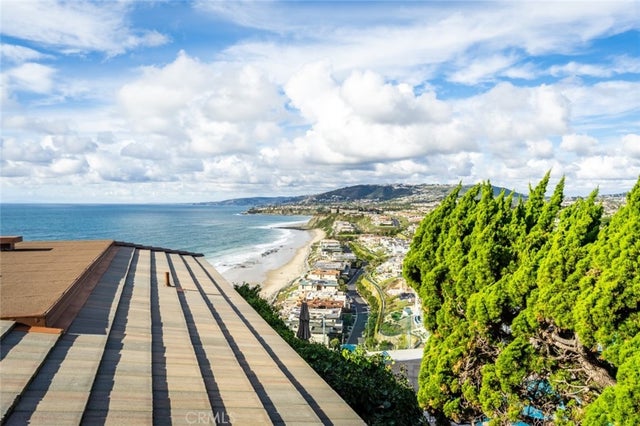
[234,283,424,425]
[403,173,640,424]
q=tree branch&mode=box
[538,327,616,390]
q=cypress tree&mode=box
[403,174,640,424]
[578,177,640,424]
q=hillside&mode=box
[207,183,520,208]
[196,196,301,206]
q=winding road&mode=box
[346,269,368,345]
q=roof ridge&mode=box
[114,241,204,257]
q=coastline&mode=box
[217,224,325,300]
[261,227,326,301]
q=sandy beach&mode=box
[261,228,326,300]
[219,226,326,300]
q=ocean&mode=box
[0,204,313,278]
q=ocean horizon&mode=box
[0,203,313,279]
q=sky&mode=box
[1,0,639,203]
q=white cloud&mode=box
[341,70,450,124]
[502,2,638,56]
[2,65,122,109]
[5,62,56,94]
[3,54,634,201]
[575,155,640,180]
[198,154,284,189]
[87,152,154,183]
[2,115,70,135]
[0,160,32,178]
[372,159,430,179]
[501,63,537,80]
[562,80,640,120]
[549,55,640,78]
[527,139,555,159]
[194,66,284,123]
[458,82,570,145]
[1,0,168,56]
[213,1,638,85]
[121,139,168,161]
[282,63,473,166]
[50,157,88,176]
[0,44,51,64]
[118,52,287,156]
[195,0,438,35]
[285,61,347,122]
[44,134,97,155]
[2,1,639,202]
[372,153,476,182]
[622,134,640,158]
[0,131,98,180]
[118,52,209,134]
[560,134,598,155]
[449,53,520,85]
[0,137,55,163]
[185,120,247,155]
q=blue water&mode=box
[0,204,311,268]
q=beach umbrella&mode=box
[297,301,311,341]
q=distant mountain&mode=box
[301,184,418,203]
[204,183,522,208]
[295,183,521,205]
[196,196,302,206]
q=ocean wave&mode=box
[208,225,311,273]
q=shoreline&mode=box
[217,225,326,300]
[261,228,326,301]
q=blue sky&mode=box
[1,0,639,203]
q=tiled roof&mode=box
[0,241,363,425]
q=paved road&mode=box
[346,269,368,345]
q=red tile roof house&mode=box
[0,238,363,425]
